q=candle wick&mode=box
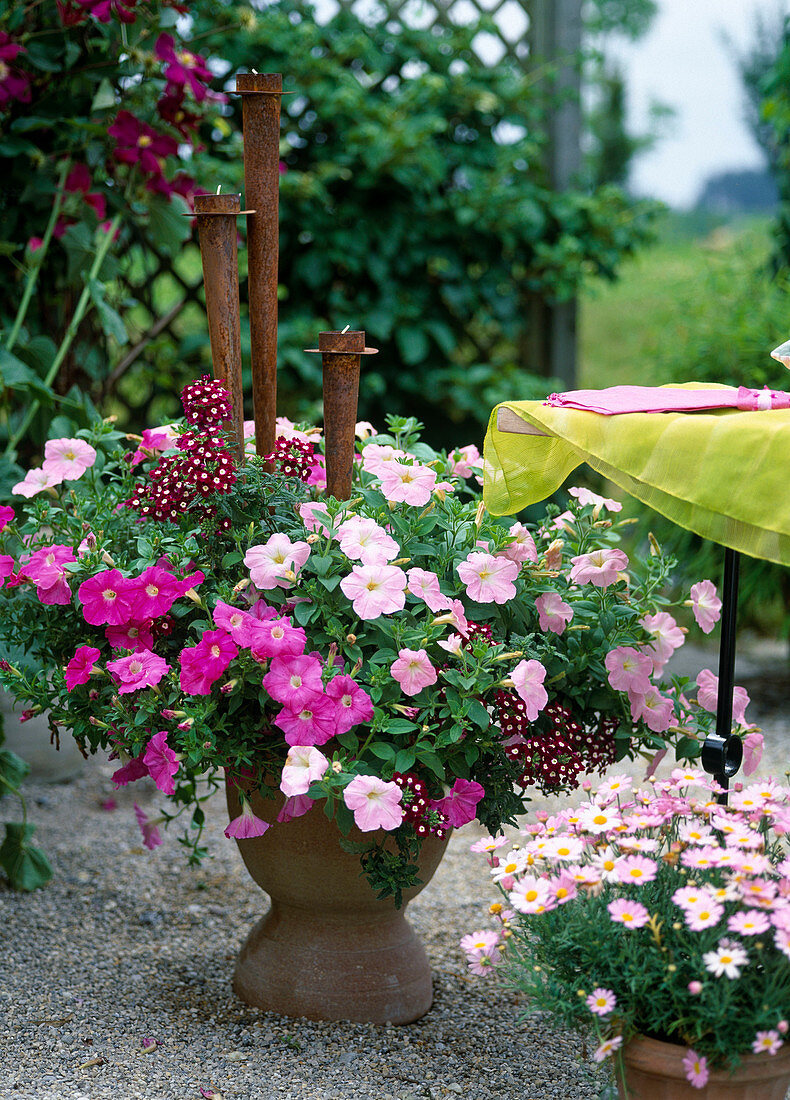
[216,184,222,195]
[341,324,350,333]
[252,68,259,74]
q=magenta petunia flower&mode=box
[689,579,722,634]
[130,566,183,620]
[569,547,629,588]
[78,568,137,626]
[129,427,175,467]
[457,551,518,604]
[154,34,214,102]
[64,645,101,691]
[112,754,149,788]
[105,620,154,652]
[263,654,324,710]
[325,674,373,734]
[142,730,179,796]
[343,775,403,832]
[212,599,259,647]
[0,33,31,108]
[509,658,548,721]
[224,798,271,839]
[0,505,13,530]
[280,745,329,797]
[335,516,399,566]
[535,592,573,635]
[106,649,170,694]
[20,544,76,590]
[249,616,307,661]
[339,563,408,620]
[179,629,238,695]
[429,778,484,828]
[0,555,14,589]
[390,648,438,697]
[406,567,451,612]
[277,794,314,823]
[274,695,338,747]
[133,803,162,850]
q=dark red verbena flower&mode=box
[0,34,30,109]
[155,34,214,102]
[265,437,316,482]
[392,773,448,838]
[181,375,233,427]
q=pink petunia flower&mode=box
[690,579,722,635]
[0,505,14,530]
[325,674,374,734]
[607,898,650,928]
[535,592,573,635]
[498,522,538,565]
[457,551,519,604]
[569,548,628,587]
[179,629,238,695]
[129,566,183,620]
[640,611,685,671]
[298,500,333,534]
[390,648,438,697]
[105,621,154,652]
[586,988,616,1016]
[339,563,408,620]
[112,754,149,788]
[274,694,338,746]
[377,460,437,506]
[211,601,260,646]
[743,731,764,776]
[134,803,163,850]
[263,654,324,710]
[682,1050,709,1089]
[277,794,314,823]
[336,516,399,565]
[64,645,101,691]
[78,569,137,626]
[696,668,751,727]
[20,544,76,604]
[629,687,675,733]
[249,616,307,661]
[142,730,179,796]
[429,778,484,828]
[407,567,451,612]
[106,649,170,694]
[568,486,622,512]
[41,437,97,482]
[509,659,548,721]
[280,745,329,797]
[224,798,271,839]
[12,466,63,497]
[605,645,653,694]
[129,427,175,466]
[342,774,404,832]
[446,444,481,479]
[244,533,311,590]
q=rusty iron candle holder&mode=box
[234,72,283,461]
[305,330,378,501]
[193,191,252,465]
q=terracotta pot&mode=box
[225,779,449,1024]
[616,1034,790,1099]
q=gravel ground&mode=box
[2,639,789,1100]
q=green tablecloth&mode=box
[483,383,790,567]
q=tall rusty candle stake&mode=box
[306,330,378,500]
[193,191,251,465]
[234,72,283,460]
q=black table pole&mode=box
[700,547,743,801]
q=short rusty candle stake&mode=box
[193,192,252,464]
[234,72,283,461]
[305,330,378,501]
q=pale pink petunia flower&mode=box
[378,460,437,506]
[336,515,399,565]
[42,437,97,482]
[325,674,373,734]
[497,522,538,565]
[134,803,162,850]
[682,1049,709,1089]
[143,730,179,796]
[429,778,484,828]
[742,731,764,776]
[12,466,63,497]
[690,579,722,635]
[535,592,573,634]
[244,533,311,590]
[339,563,408,620]
[605,645,653,695]
[568,486,623,513]
[586,988,616,1016]
[224,798,271,839]
[696,668,751,727]
[629,687,675,733]
[343,774,403,832]
[593,1036,623,1063]
[390,648,438,697]
[64,645,101,691]
[355,420,377,439]
[437,632,464,655]
[753,1031,783,1056]
[360,442,407,476]
[298,500,333,535]
[569,548,628,588]
[607,898,650,928]
[407,567,451,612]
[280,745,329,797]
[640,611,685,671]
[106,649,170,694]
[457,551,518,604]
[446,444,481,479]
[510,658,548,721]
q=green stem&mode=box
[0,772,28,827]
[5,212,122,459]
[4,161,70,355]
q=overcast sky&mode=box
[610,0,789,207]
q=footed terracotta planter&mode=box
[616,1035,790,1099]
[225,780,449,1024]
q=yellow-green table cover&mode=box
[483,383,790,567]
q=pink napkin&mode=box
[544,385,790,416]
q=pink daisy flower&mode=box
[703,940,748,979]
[64,645,101,691]
[339,563,408,620]
[106,649,170,694]
[586,988,616,1016]
[142,730,179,796]
[535,592,573,634]
[684,900,725,932]
[390,648,438,697]
[179,629,238,695]
[728,910,771,936]
[615,854,657,886]
[682,1049,709,1089]
[280,745,329,797]
[753,1031,783,1056]
[593,1036,623,1064]
[41,437,97,482]
[509,875,552,914]
[78,569,137,626]
[569,548,628,587]
[377,460,437,506]
[224,798,271,839]
[509,658,548,721]
[689,579,722,635]
[325,674,373,734]
[607,898,650,928]
[342,774,403,832]
[457,551,519,604]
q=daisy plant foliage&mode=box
[0,378,748,898]
[465,770,790,1089]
